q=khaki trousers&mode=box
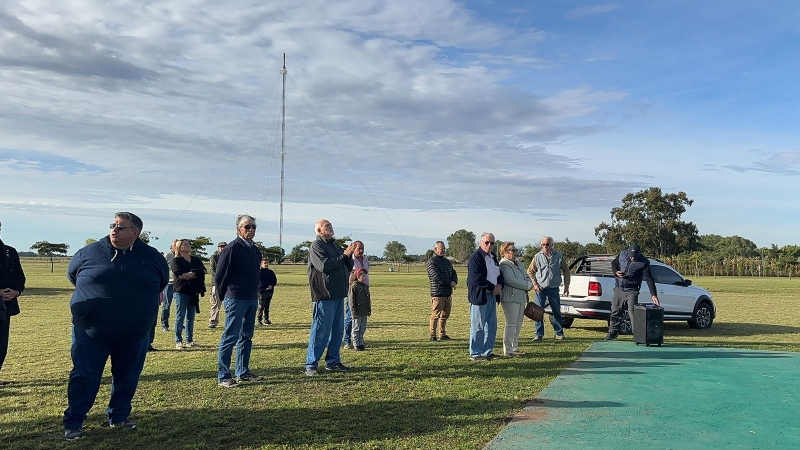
[209,285,221,326]
[430,296,452,338]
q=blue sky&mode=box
[1,0,798,256]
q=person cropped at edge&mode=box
[426,240,457,341]
[161,239,179,331]
[0,219,26,380]
[208,241,227,328]
[467,232,504,361]
[170,239,207,349]
[63,212,169,441]
[527,235,570,341]
[498,241,532,356]
[215,215,263,388]
[305,219,354,376]
[606,243,659,340]
[343,240,369,349]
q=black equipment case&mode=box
[633,304,663,347]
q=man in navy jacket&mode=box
[63,212,168,441]
[467,232,504,360]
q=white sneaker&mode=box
[175,343,183,349]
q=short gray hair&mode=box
[236,214,256,228]
[541,235,553,244]
[115,212,142,231]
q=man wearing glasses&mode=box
[467,233,504,360]
[215,215,262,388]
[63,212,169,441]
[527,236,570,341]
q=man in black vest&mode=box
[605,244,659,340]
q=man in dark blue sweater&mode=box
[215,214,262,388]
[63,212,169,441]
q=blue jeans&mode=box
[343,299,352,346]
[217,297,257,381]
[160,283,174,328]
[469,293,497,357]
[305,298,344,370]
[535,287,564,337]
[63,326,149,429]
[173,292,196,344]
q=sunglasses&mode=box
[109,224,136,231]
[541,243,552,247]
[242,224,257,230]
[483,240,496,245]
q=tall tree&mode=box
[262,245,285,263]
[384,241,407,264]
[289,241,311,263]
[30,241,70,273]
[447,229,476,263]
[553,238,585,263]
[189,236,213,261]
[594,187,699,257]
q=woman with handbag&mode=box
[498,242,533,357]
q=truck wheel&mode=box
[549,315,574,328]
[620,310,632,335]
[688,301,714,329]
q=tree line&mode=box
[23,187,800,277]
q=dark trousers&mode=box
[609,287,638,335]
[257,290,274,322]
[63,327,149,430]
[0,317,9,373]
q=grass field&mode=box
[1,260,798,449]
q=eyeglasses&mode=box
[110,224,136,231]
[483,240,495,245]
[242,224,257,230]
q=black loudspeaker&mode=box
[633,304,663,347]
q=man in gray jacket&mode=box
[527,236,570,341]
[305,219,355,376]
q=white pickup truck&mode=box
[549,255,716,334]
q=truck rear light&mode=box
[588,281,602,296]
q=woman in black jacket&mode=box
[170,239,206,349]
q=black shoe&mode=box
[439,335,452,341]
[604,333,618,340]
[430,336,437,341]
[64,429,84,441]
[325,363,350,372]
[356,345,365,351]
[265,320,272,325]
[208,324,217,329]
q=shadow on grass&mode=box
[21,287,74,297]
[5,398,515,449]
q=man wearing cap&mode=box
[208,241,227,328]
[605,243,659,340]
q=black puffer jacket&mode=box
[426,254,458,297]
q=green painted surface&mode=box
[486,341,800,450]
